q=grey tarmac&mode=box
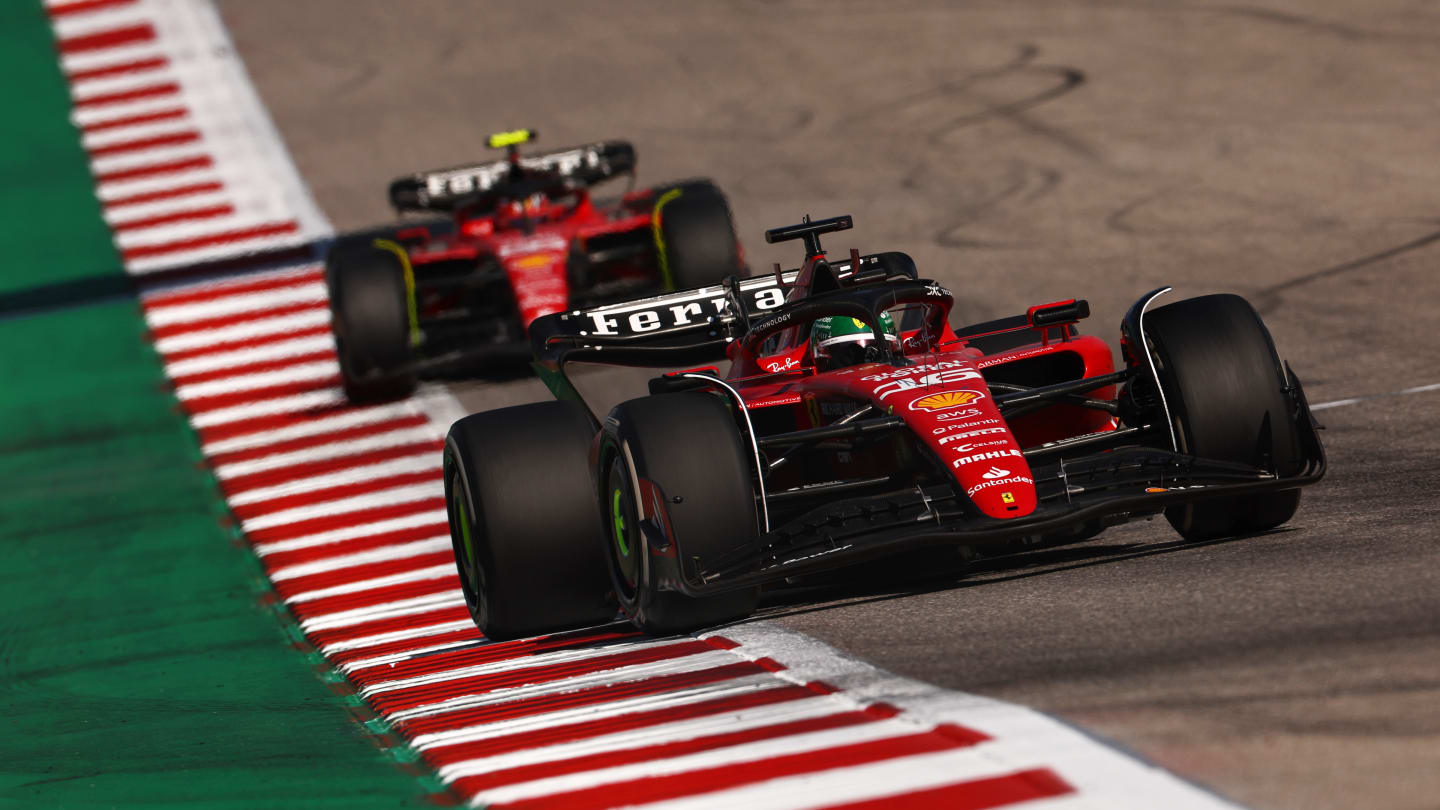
[216,2,1440,807]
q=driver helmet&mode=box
[811,312,898,371]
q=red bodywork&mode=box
[683,253,1116,523]
[395,188,666,329]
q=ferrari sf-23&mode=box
[324,129,745,400]
[443,215,1326,639]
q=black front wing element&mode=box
[653,378,1326,596]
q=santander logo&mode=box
[981,467,1010,480]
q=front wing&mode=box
[653,387,1327,596]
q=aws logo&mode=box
[909,389,986,412]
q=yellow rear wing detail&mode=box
[487,129,535,149]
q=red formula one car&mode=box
[324,129,745,400]
[443,215,1326,639]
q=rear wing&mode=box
[530,250,923,367]
[388,141,636,212]
[529,272,797,373]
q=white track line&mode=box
[165,333,336,380]
[213,425,437,480]
[298,592,467,634]
[285,564,456,605]
[226,452,439,505]
[465,721,925,807]
[239,481,443,533]
[408,676,785,751]
[435,696,846,781]
[386,651,742,725]
[340,638,488,675]
[619,751,1080,810]
[269,537,452,582]
[200,402,420,456]
[174,358,339,401]
[1311,381,1440,411]
[190,389,349,429]
[320,619,477,656]
[252,510,449,558]
[153,307,331,355]
[144,281,328,326]
[359,638,702,698]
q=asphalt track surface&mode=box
[218,2,1440,807]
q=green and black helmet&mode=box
[810,312,898,370]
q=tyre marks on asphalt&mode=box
[45,0,330,272]
[131,258,1245,809]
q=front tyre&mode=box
[325,242,417,402]
[1145,294,1303,541]
[600,392,760,635]
[445,401,617,640]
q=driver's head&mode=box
[811,312,898,371]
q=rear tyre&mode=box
[1144,294,1302,541]
[444,401,617,640]
[325,242,417,401]
[653,181,744,291]
[600,392,760,635]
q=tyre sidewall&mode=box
[326,242,417,400]
[598,392,760,634]
[444,401,617,639]
[1145,294,1302,538]
[653,181,743,291]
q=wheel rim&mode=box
[445,462,483,615]
[606,460,641,596]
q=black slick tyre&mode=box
[444,400,617,641]
[1145,294,1302,541]
[325,242,418,402]
[600,392,760,635]
[653,181,744,291]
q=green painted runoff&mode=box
[0,4,440,806]
[0,299,441,809]
[0,1,120,294]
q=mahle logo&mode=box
[910,390,984,412]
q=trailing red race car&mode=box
[324,129,745,400]
[443,215,1327,639]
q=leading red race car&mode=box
[324,129,745,400]
[443,215,1327,639]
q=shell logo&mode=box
[909,389,985,412]
[513,254,559,270]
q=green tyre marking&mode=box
[372,238,423,348]
[612,487,629,556]
[651,187,683,291]
[453,480,476,569]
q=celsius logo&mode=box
[951,449,1022,468]
[981,467,1010,479]
[910,390,985,412]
